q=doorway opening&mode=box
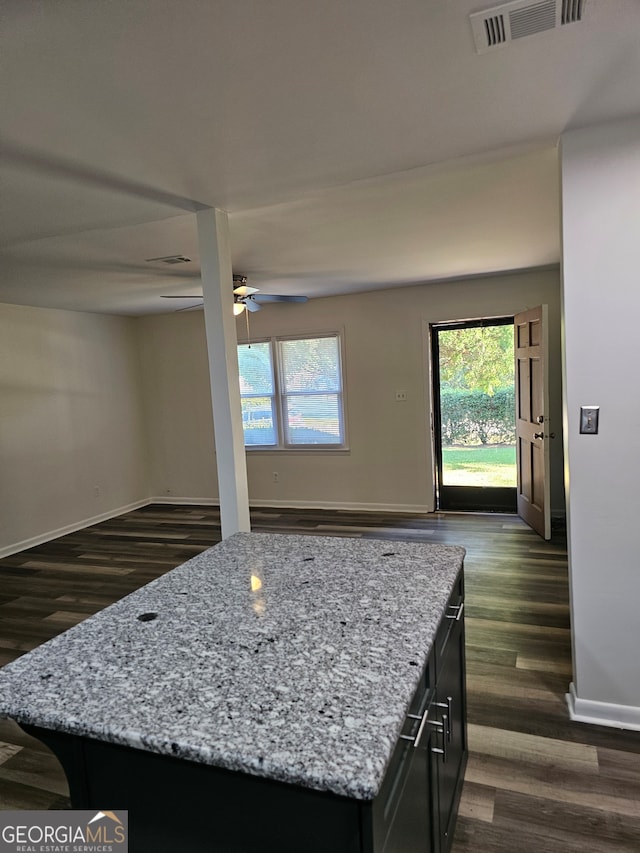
[432,318,517,512]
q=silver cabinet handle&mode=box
[412,708,431,749]
[445,601,464,621]
[432,714,448,763]
[400,706,444,751]
[400,708,437,749]
[435,697,453,741]
[404,707,450,760]
[441,715,448,761]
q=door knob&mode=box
[534,432,544,439]
[536,415,544,424]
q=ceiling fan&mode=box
[161,275,308,314]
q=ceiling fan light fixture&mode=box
[146,254,192,264]
[163,275,305,314]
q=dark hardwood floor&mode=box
[1,505,639,850]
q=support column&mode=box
[197,207,250,538]
[561,117,640,728]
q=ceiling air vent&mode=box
[145,254,192,265]
[561,0,585,24]
[510,0,556,40]
[483,13,508,47]
[470,0,587,54]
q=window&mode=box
[237,334,346,449]
[237,341,277,446]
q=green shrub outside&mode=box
[440,387,515,445]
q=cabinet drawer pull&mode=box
[412,708,431,749]
[401,709,438,749]
[445,601,464,621]
[435,697,453,741]
[431,714,448,763]
[446,696,452,741]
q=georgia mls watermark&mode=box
[0,810,128,853]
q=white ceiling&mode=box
[1,0,639,315]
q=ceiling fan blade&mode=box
[161,295,203,299]
[175,304,203,312]
[245,298,262,312]
[233,285,259,297]
[252,294,308,303]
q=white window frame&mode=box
[237,340,278,448]
[237,332,348,451]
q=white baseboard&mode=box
[0,499,151,559]
[566,682,640,731]
[149,496,219,506]
[247,499,432,514]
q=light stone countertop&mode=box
[0,532,465,800]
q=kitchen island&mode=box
[0,532,467,852]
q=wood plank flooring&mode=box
[1,505,639,851]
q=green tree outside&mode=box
[438,324,516,486]
[439,324,514,397]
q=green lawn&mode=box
[442,445,516,487]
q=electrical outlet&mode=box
[580,406,599,434]
[272,472,279,483]
[395,390,408,402]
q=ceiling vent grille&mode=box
[510,0,556,39]
[484,14,508,47]
[561,0,584,24]
[470,0,587,53]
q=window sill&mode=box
[244,446,350,454]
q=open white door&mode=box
[514,305,550,539]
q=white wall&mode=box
[138,268,563,514]
[561,117,640,720]
[0,303,148,555]
[137,312,217,500]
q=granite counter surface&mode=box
[0,532,465,800]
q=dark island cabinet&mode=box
[367,651,438,853]
[23,570,467,853]
[368,568,467,853]
[435,570,467,851]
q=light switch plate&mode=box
[580,406,599,434]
